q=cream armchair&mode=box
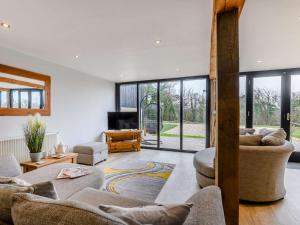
[194,141,294,202]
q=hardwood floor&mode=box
[97,149,300,225]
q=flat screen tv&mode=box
[108,112,139,130]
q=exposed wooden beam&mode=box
[216,8,240,225]
[210,0,245,80]
[0,77,44,89]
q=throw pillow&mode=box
[0,181,58,224]
[11,193,129,225]
[99,203,193,225]
[0,176,31,186]
[240,128,256,135]
[261,128,287,146]
[259,128,274,137]
[0,155,22,177]
[0,184,34,224]
[239,135,263,146]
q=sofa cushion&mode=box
[69,187,153,208]
[11,193,128,225]
[259,128,274,137]
[17,163,104,200]
[0,185,34,224]
[240,128,255,135]
[99,203,193,225]
[0,181,58,224]
[239,135,263,146]
[261,128,286,146]
[74,142,107,155]
[193,148,215,178]
[0,155,22,177]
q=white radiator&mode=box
[0,133,58,162]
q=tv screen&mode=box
[108,112,139,130]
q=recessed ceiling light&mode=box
[155,40,161,45]
[176,68,180,72]
[0,22,10,29]
[75,55,79,59]
[256,60,263,63]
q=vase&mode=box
[30,152,43,162]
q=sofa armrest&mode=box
[184,186,226,225]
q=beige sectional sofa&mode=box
[0,154,226,225]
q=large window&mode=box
[239,76,246,127]
[291,75,300,151]
[117,76,209,152]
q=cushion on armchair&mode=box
[0,155,22,177]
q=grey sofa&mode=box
[1,154,226,225]
[194,141,295,202]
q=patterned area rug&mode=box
[103,160,175,202]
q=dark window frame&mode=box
[8,88,44,110]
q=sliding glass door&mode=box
[159,81,180,149]
[183,79,207,151]
[139,83,158,148]
[252,76,282,131]
[290,75,300,151]
[117,76,209,152]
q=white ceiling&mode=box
[0,0,299,82]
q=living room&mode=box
[0,1,300,225]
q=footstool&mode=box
[73,142,108,166]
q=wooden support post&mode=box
[216,8,240,225]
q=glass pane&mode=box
[20,92,29,108]
[139,83,158,148]
[0,91,8,108]
[31,91,41,109]
[160,81,180,149]
[239,76,246,127]
[12,90,19,108]
[291,75,300,151]
[120,84,137,112]
[253,76,281,131]
[183,79,207,151]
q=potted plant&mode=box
[24,113,46,162]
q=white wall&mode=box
[0,47,115,147]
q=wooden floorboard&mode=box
[96,149,300,225]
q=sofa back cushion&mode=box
[261,128,287,146]
[0,184,34,224]
[11,193,128,225]
[239,135,263,146]
[0,155,22,177]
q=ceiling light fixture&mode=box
[176,68,180,72]
[0,22,10,29]
[155,40,161,45]
[75,55,79,59]
[256,60,263,63]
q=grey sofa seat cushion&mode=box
[193,148,215,178]
[69,187,153,208]
[11,193,128,225]
[74,142,107,155]
[0,155,22,177]
[184,186,225,225]
[17,163,104,200]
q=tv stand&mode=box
[105,130,141,153]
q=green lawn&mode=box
[292,127,300,139]
[160,123,177,133]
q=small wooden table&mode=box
[20,153,78,173]
[105,130,141,153]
